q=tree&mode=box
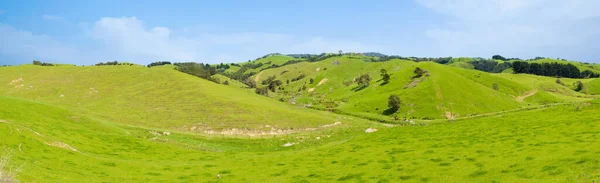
[388,94,401,110]
[32,60,42,65]
[574,81,584,92]
[338,50,343,56]
[413,67,426,78]
[268,80,283,92]
[492,55,507,61]
[356,74,371,87]
[255,87,269,96]
[380,69,390,83]
[245,78,257,88]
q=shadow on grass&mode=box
[351,85,368,92]
[382,107,398,115]
[380,81,389,86]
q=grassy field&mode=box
[1,58,599,182]
[1,96,599,182]
[0,65,358,131]
[250,55,598,121]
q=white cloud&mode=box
[88,17,384,63]
[1,16,386,65]
[417,0,600,61]
[42,15,63,21]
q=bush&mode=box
[245,78,257,88]
[223,80,229,85]
[388,94,401,110]
[147,61,172,67]
[33,60,54,66]
[356,74,371,87]
[309,78,314,84]
[255,87,269,96]
[291,74,306,82]
[413,67,427,78]
[574,81,584,92]
[492,83,499,90]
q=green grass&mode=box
[251,55,597,121]
[2,57,600,182]
[1,96,599,182]
[0,65,357,130]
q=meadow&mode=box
[1,55,599,182]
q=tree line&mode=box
[512,61,599,78]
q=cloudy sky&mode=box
[1,0,599,65]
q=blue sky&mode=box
[0,0,599,65]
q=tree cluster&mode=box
[32,60,54,66]
[512,61,598,78]
[470,59,511,73]
[173,62,219,83]
[413,67,427,78]
[147,61,172,67]
[95,61,134,66]
[356,74,371,87]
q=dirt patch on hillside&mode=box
[46,141,77,152]
[308,88,316,92]
[516,89,538,102]
[0,119,6,123]
[254,71,263,82]
[317,78,329,86]
[190,122,343,136]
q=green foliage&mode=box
[356,74,371,87]
[513,61,595,79]
[492,83,499,90]
[268,80,283,92]
[245,78,257,88]
[255,87,269,96]
[147,61,171,67]
[174,62,219,83]
[95,61,133,66]
[223,80,229,85]
[387,94,401,110]
[413,67,427,78]
[33,60,54,66]
[574,81,584,92]
[380,69,390,83]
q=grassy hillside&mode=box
[0,65,359,131]
[251,55,594,121]
[2,96,599,182]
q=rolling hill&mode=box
[249,55,598,121]
[0,64,362,132]
[1,53,600,182]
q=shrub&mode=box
[309,78,315,84]
[255,87,269,96]
[147,61,172,67]
[413,67,427,78]
[245,78,257,88]
[492,83,499,90]
[388,94,401,110]
[223,80,229,85]
[291,74,306,82]
[356,74,371,87]
[574,81,584,92]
